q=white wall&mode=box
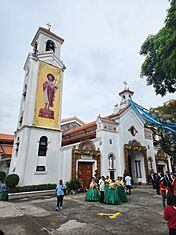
[36,33,61,59]
[116,107,147,182]
[11,127,63,186]
[60,145,73,183]
[145,138,157,173]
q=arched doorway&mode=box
[72,140,101,188]
[124,140,148,184]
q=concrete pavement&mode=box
[0,185,168,235]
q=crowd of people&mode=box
[85,174,131,205]
[54,171,176,234]
[150,171,176,207]
[150,171,176,235]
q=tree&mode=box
[140,0,176,96]
[146,100,176,169]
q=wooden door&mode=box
[78,162,93,189]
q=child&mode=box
[56,179,65,211]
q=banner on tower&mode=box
[33,61,62,130]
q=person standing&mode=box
[165,171,173,184]
[166,181,174,206]
[56,179,65,211]
[125,173,132,195]
[164,197,176,235]
[160,178,167,208]
[155,173,161,195]
[85,178,99,202]
[99,176,105,203]
[104,179,121,205]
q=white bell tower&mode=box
[113,83,134,114]
[10,27,66,186]
[119,87,134,105]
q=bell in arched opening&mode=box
[46,40,55,52]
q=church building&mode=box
[9,27,172,187]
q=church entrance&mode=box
[124,140,149,184]
[71,140,101,187]
[78,162,93,189]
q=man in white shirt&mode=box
[125,174,132,195]
[99,176,105,203]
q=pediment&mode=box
[37,52,65,70]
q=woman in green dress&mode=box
[117,185,128,202]
[115,177,128,203]
[104,180,121,205]
[104,176,111,203]
[85,178,99,201]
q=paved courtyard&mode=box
[0,185,168,235]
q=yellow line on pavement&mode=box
[98,212,121,219]
[109,212,121,219]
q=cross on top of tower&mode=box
[123,81,127,88]
[47,23,51,31]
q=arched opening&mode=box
[108,153,115,179]
[38,136,48,156]
[46,40,55,52]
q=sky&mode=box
[0,0,175,134]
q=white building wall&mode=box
[115,108,147,183]
[145,138,157,173]
[36,33,61,59]
[96,118,120,178]
[22,57,39,126]
[61,146,73,182]
[12,127,62,186]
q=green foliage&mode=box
[66,179,82,191]
[146,100,176,160]
[0,171,6,183]
[140,0,176,96]
[8,184,57,193]
[5,174,20,188]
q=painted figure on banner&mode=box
[39,73,58,119]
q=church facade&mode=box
[9,27,172,187]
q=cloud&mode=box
[0,0,175,133]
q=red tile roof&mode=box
[63,121,96,136]
[99,117,116,124]
[0,145,3,154]
[1,145,13,156]
[108,104,131,118]
[63,104,131,139]
[0,133,14,142]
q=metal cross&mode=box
[123,81,127,88]
[47,23,51,31]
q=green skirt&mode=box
[85,187,99,201]
[117,186,128,202]
[104,185,110,203]
[104,188,121,205]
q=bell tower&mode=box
[119,87,134,105]
[9,27,66,186]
